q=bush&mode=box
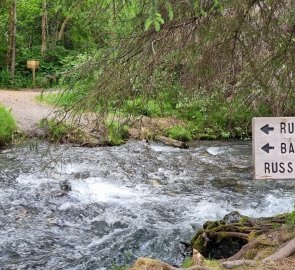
[166,125,192,141]
[107,120,129,146]
[0,105,17,145]
[39,119,70,141]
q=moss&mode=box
[203,221,222,230]
[204,259,223,270]
[191,229,207,254]
[182,257,194,268]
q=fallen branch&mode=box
[262,238,295,262]
[221,260,255,269]
[227,238,260,261]
[212,231,249,241]
[155,135,188,149]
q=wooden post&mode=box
[27,60,40,86]
[32,67,36,84]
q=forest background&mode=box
[1,0,295,142]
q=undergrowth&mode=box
[39,89,270,142]
[0,105,17,145]
[107,120,129,146]
[39,118,71,142]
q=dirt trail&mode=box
[0,89,53,133]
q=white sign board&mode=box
[252,117,295,180]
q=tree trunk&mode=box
[41,0,47,54]
[57,16,70,41]
[6,0,16,78]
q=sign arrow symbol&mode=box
[261,143,275,153]
[260,124,274,134]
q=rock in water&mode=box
[191,211,251,259]
[190,211,288,260]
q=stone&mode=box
[128,257,176,270]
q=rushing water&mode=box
[0,140,294,269]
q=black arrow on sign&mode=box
[261,143,275,153]
[260,124,274,134]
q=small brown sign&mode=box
[252,117,295,179]
[27,60,39,69]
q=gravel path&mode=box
[0,89,53,133]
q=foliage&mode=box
[182,257,194,268]
[287,211,295,226]
[39,118,70,142]
[37,90,86,110]
[0,105,17,145]
[2,0,295,141]
[204,259,223,270]
[107,120,129,146]
[166,125,192,142]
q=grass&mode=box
[287,211,295,226]
[38,89,272,143]
[39,118,71,142]
[182,257,194,268]
[107,120,129,146]
[37,90,85,108]
[204,259,223,270]
[166,125,192,141]
[0,105,17,145]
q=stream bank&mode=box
[128,211,295,270]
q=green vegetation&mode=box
[0,105,17,145]
[287,211,295,226]
[166,125,192,142]
[204,259,223,270]
[39,118,71,142]
[40,91,269,141]
[107,120,129,146]
[182,257,194,268]
[2,0,295,142]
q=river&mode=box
[0,140,294,269]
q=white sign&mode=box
[252,117,295,179]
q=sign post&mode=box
[252,117,295,179]
[27,60,40,85]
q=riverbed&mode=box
[0,140,294,269]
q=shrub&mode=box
[107,120,129,146]
[0,105,17,145]
[167,125,192,142]
[39,119,70,141]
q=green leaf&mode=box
[155,13,164,24]
[144,18,153,31]
[166,2,174,20]
[154,21,160,32]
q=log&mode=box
[262,238,295,262]
[155,135,188,149]
[221,260,255,269]
[227,239,260,261]
[186,266,211,270]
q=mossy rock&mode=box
[191,212,258,259]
